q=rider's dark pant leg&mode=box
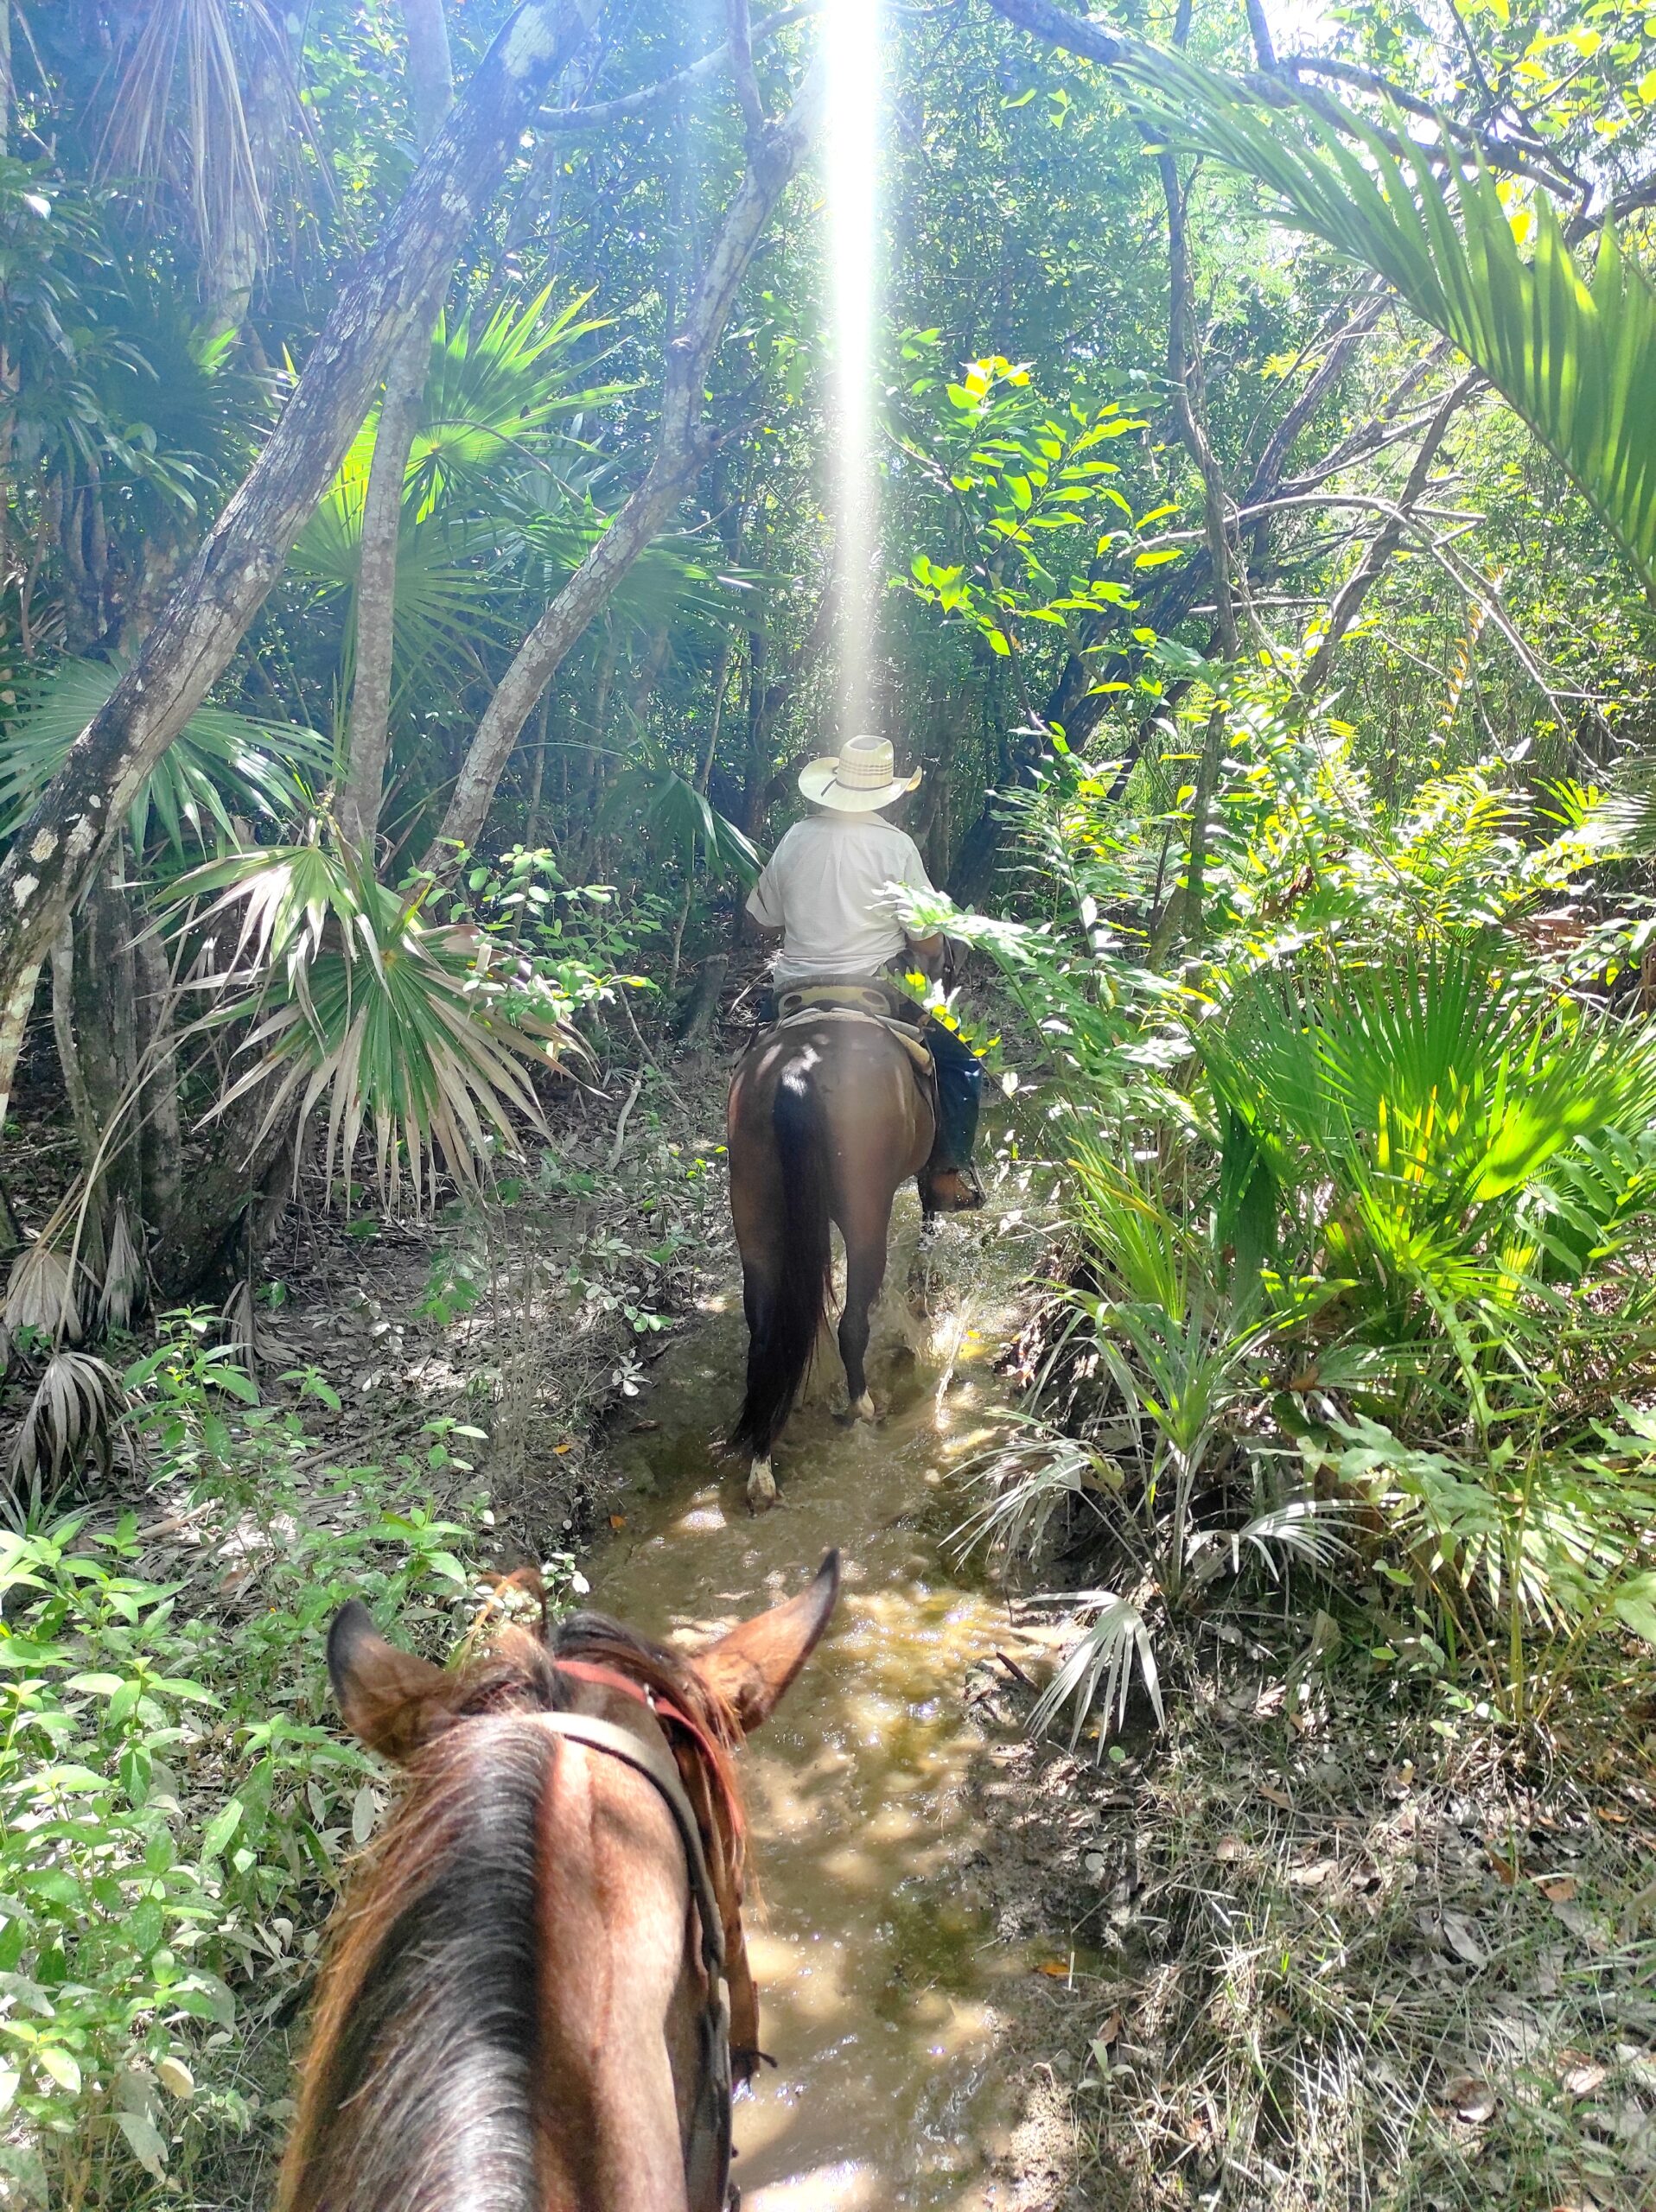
[927,1022,982,1172]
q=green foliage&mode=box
[597,754,761,885]
[896,347,1153,677]
[163,838,601,1208]
[0,1320,529,2203]
[1301,1408,1656,1721]
[945,693,1656,1733]
[1202,939,1656,1325]
[0,657,328,856]
[1142,55,1656,594]
[407,287,623,511]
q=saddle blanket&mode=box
[755,980,935,1081]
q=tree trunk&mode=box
[49,921,98,1180]
[339,312,442,852]
[133,929,182,1240]
[0,0,601,1132]
[425,56,825,866]
[53,866,143,1260]
[148,1084,299,1302]
[339,0,456,853]
[402,0,455,148]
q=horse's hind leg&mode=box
[739,1260,781,1509]
[838,1202,893,1421]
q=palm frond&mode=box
[1204,944,1656,1305]
[1023,1589,1164,1753]
[1067,1136,1195,1313]
[4,1245,82,1346]
[1216,1495,1356,1583]
[1,657,326,855]
[98,1198,145,1334]
[164,839,582,1209]
[1137,57,1656,591]
[8,1351,124,1513]
[597,757,761,883]
[408,288,625,508]
[950,1427,1116,1563]
[507,499,741,640]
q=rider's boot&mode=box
[920,1163,985,1213]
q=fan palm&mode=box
[1133,54,1656,596]
[1,656,327,856]
[1203,942,1656,1325]
[290,448,512,712]
[597,753,761,885]
[407,288,623,512]
[162,838,583,1209]
[288,389,734,718]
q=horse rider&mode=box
[743,734,985,1213]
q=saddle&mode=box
[766,978,935,1081]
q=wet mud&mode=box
[594,1201,1041,2210]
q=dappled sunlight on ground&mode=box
[595,1193,1047,2207]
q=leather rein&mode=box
[539,1658,746,2212]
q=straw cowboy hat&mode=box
[798,734,923,814]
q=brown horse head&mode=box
[279,1552,839,2212]
[727,1016,935,1510]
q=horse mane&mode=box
[279,1612,745,2212]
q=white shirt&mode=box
[746,811,934,988]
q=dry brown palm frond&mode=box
[89,0,309,272]
[219,1279,294,1374]
[6,1243,83,1345]
[98,1198,146,1334]
[9,1351,125,1504]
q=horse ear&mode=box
[693,1551,839,1734]
[328,1601,455,1762]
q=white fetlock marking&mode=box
[748,1457,777,1509]
[849,1391,876,1422]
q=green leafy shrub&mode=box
[934,694,1656,1738]
[0,1327,515,2204]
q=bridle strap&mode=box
[535,1706,735,2212]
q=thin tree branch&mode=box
[1298,371,1479,696]
[983,0,1590,209]
[1159,154,1237,662]
[428,58,827,865]
[1275,54,1580,192]
[726,0,770,147]
[1245,0,1277,72]
[538,2,816,130]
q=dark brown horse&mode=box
[727,1014,935,1510]
[279,1554,838,2212]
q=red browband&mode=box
[552,1658,730,1791]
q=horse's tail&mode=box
[729,1058,833,1459]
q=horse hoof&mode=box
[747,1459,779,1512]
[845,1391,878,1423]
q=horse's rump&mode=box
[726,1016,935,1471]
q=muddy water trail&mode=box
[594,1203,1039,2212]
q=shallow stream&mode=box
[593,1204,1041,2211]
